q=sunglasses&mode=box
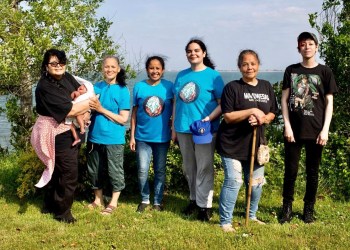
[48,62,66,67]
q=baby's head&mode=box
[77,84,87,94]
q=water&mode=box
[0,71,283,148]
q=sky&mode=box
[96,0,325,71]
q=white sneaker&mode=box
[250,217,266,225]
[221,224,236,232]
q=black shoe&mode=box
[55,216,77,224]
[41,206,54,214]
[182,200,198,215]
[303,202,315,223]
[197,207,212,222]
[280,202,293,224]
[136,203,149,213]
[153,205,163,211]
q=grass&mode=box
[0,156,350,249]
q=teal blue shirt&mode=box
[88,81,130,145]
[133,79,173,142]
[173,67,224,133]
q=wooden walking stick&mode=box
[245,126,257,226]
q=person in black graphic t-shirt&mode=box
[280,32,337,224]
[216,50,277,232]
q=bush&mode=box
[16,149,45,199]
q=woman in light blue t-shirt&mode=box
[172,38,224,221]
[130,56,173,212]
[87,56,130,215]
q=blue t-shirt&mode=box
[173,67,224,133]
[133,79,173,142]
[88,81,130,145]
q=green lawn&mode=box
[1,154,349,249]
[1,188,349,249]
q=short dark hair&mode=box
[237,49,261,68]
[297,32,319,51]
[185,38,215,69]
[297,32,318,45]
[41,49,67,75]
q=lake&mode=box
[0,70,283,148]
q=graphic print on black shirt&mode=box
[244,92,270,104]
[289,73,321,116]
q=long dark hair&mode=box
[185,38,215,69]
[102,55,127,86]
[41,49,67,76]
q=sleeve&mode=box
[172,73,180,96]
[324,66,338,95]
[119,87,131,111]
[132,83,139,107]
[221,83,236,114]
[36,81,73,123]
[94,82,102,96]
[282,66,291,90]
[213,73,225,99]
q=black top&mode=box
[282,63,337,140]
[35,72,83,150]
[216,78,278,161]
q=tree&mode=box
[309,0,350,132]
[309,0,350,199]
[0,0,130,150]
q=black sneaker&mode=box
[198,207,212,221]
[55,216,77,224]
[182,200,198,215]
[280,202,293,224]
[136,203,149,213]
[153,205,163,211]
[303,202,315,223]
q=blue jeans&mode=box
[219,157,265,226]
[136,140,170,205]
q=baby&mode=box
[67,76,95,146]
[70,84,89,146]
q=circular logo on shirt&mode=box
[143,96,164,117]
[179,81,199,103]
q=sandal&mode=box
[101,205,117,215]
[86,201,103,210]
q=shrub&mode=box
[16,149,45,199]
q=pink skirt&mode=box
[31,115,71,188]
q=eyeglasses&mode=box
[48,62,66,67]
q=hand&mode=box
[252,108,266,125]
[316,130,328,146]
[284,126,295,143]
[89,96,103,113]
[129,138,136,152]
[202,116,210,122]
[248,115,259,126]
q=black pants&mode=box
[43,146,79,219]
[282,139,323,204]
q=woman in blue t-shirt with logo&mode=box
[172,38,224,221]
[87,55,130,215]
[130,56,173,212]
